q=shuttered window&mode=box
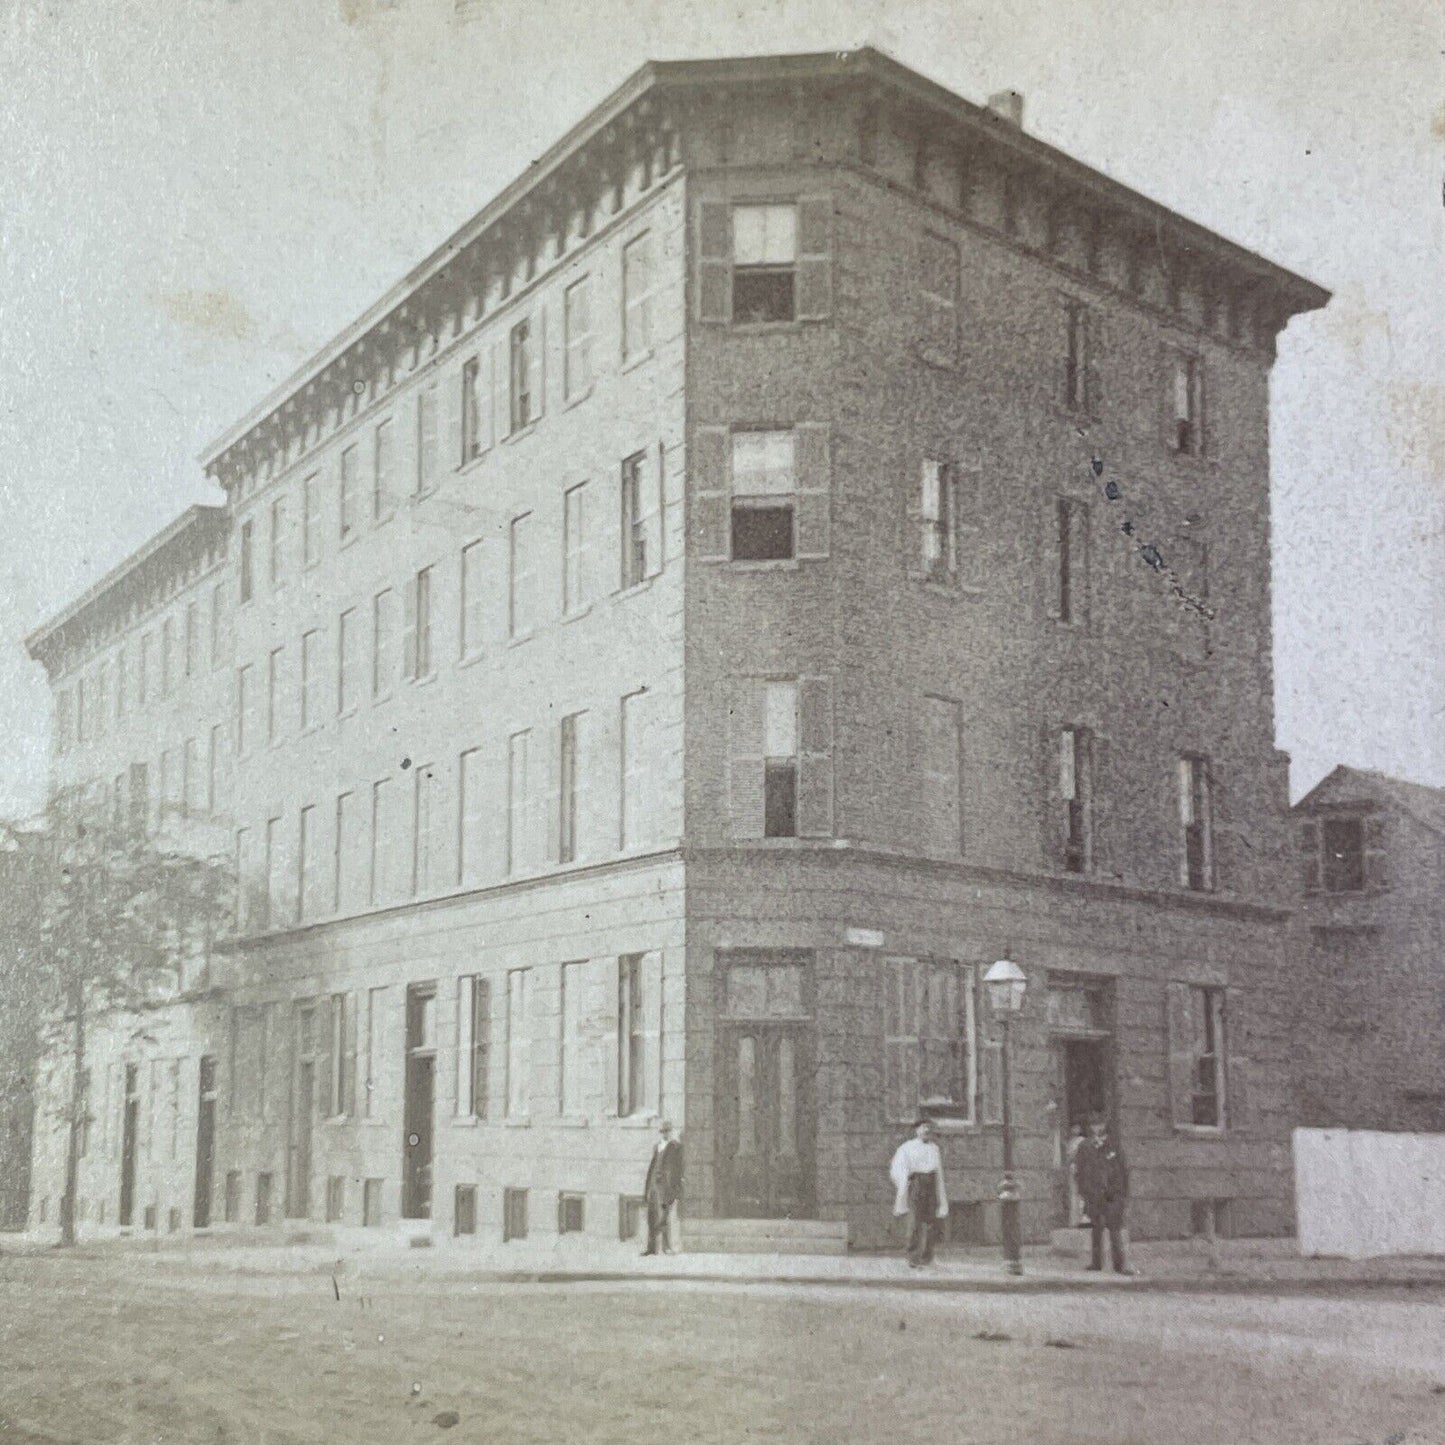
[884,957,977,1124]
[919,232,958,366]
[728,675,833,840]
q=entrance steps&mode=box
[683,1217,849,1256]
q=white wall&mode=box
[1294,1127,1445,1259]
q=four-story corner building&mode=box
[25,49,1328,1250]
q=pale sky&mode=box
[0,0,1440,816]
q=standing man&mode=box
[1073,1114,1135,1274]
[642,1119,683,1256]
[889,1118,949,1267]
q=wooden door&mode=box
[716,1024,815,1218]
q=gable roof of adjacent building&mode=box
[1295,765,1445,840]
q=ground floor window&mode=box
[503,1187,528,1242]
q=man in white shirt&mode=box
[889,1118,949,1267]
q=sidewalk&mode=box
[8,1228,1445,1294]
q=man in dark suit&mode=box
[642,1120,683,1256]
[1073,1114,1136,1275]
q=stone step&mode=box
[682,1234,849,1256]
[683,1217,850,1255]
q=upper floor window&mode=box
[1322,817,1365,893]
[183,601,198,679]
[460,539,485,660]
[461,356,484,464]
[160,617,175,697]
[1170,355,1205,455]
[731,203,798,323]
[1178,755,1215,892]
[731,431,797,562]
[270,495,289,587]
[563,483,590,615]
[622,233,653,359]
[302,473,321,568]
[1299,813,1386,895]
[416,385,439,495]
[238,520,254,604]
[698,197,831,325]
[508,514,536,640]
[509,319,536,434]
[564,277,592,400]
[300,629,322,731]
[1050,498,1089,625]
[918,232,958,366]
[373,418,396,524]
[620,454,650,587]
[1058,726,1093,874]
[1168,984,1227,1130]
[920,460,957,582]
[404,566,434,681]
[339,445,361,543]
[1062,300,1092,412]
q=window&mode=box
[559,961,584,1115]
[211,583,230,671]
[506,730,533,874]
[508,318,536,434]
[619,1195,645,1242]
[301,629,321,730]
[405,567,434,680]
[207,724,222,814]
[919,232,958,365]
[416,384,439,494]
[558,1193,585,1234]
[362,1178,382,1226]
[255,1173,273,1225]
[619,453,651,588]
[1169,984,1227,1129]
[505,968,532,1119]
[1322,817,1366,894]
[115,645,127,719]
[558,713,584,864]
[1170,355,1205,455]
[373,417,396,523]
[616,952,661,1119]
[884,957,977,1124]
[411,762,438,895]
[458,747,486,887]
[337,608,359,715]
[763,681,799,838]
[372,588,396,700]
[340,444,360,542]
[461,356,483,464]
[1178,756,1215,891]
[334,790,359,912]
[460,540,485,658]
[183,601,198,678]
[502,1186,528,1242]
[161,617,175,696]
[128,760,149,835]
[622,232,653,359]
[620,689,653,851]
[325,1176,344,1223]
[508,514,535,639]
[563,483,589,614]
[1051,498,1089,624]
[1059,726,1093,873]
[454,1185,477,1237]
[270,495,289,587]
[1063,300,1091,411]
[564,277,592,399]
[263,815,282,930]
[732,203,798,323]
[239,520,254,603]
[456,974,490,1118]
[236,664,253,756]
[330,993,356,1116]
[731,431,796,562]
[297,804,318,923]
[303,472,321,567]
[363,989,382,1118]
[224,1171,241,1224]
[919,696,963,858]
[266,646,284,745]
[139,631,153,704]
[369,777,395,905]
[182,737,200,816]
[93,663,108,737]
[920,460,957,582]
[55,689,71,755]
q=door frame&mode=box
[402,981,438,1220]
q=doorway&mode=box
[118,1063,139,1227]
[713,953,816,1219]
[402,983,436,1220]
[1047,976,1116,1229]
[192,1056,217,1228]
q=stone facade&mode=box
[1290,767,1445,1135]
[23,49,1327,1249]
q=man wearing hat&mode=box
[642,1119,684,1256]
[889,1117,949,1267]
[1073,1113,1135,1275]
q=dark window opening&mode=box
[454,1185,477,1237]
[558,1193,585,1234]
[325,1176,344,1223]
[509,321,532,433]
[224,1171,240,1224]
[731,504,794,562]
[1064,799,1087,873]
[619,1194,645,1242]
[254,1173,273,1225]
[503,1187,528,1242]
[1322,817,1365,893]
[764,760,798,838]
[733,269,795,324]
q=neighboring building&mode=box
[23,48,1328,1250]
[1292,767,1445,1134]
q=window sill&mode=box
[621,347,654,375]
[373,513,395,529]
[506,632,535,649]
[616,576,655,601]
[1173,1124,1226,1138]
[340,533,360,551]
[615,1113,659,1129]
[372,690,394,709]
[563,384,594,413]
[917,577,984,600]
[411,672,438,689]
[459,649,486,670]
[504,1116,532,1129]
[561,604,593,625]
[449,1116,483,1129]
[722,319,821,334]
[456,450,491,482]
[337,707,359,723]
[917,1116,979,1136]
[728,558,800,572]
[554,1115,589,1129]
[504,420,540,447]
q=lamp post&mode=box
[984,956,1028,1276]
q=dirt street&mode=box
[1,1254,1442,1443]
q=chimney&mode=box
[987,89,1024,129]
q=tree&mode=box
[0,792,234,1247]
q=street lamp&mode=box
[984,956,1027,1276]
